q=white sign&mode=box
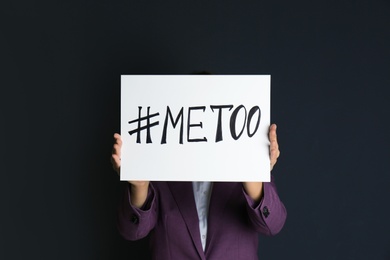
[120,75,271,182]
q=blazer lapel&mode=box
[167,182,205,259]
[206,182,238,252]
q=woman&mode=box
[111,124,286,260]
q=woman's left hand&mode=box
[269,124,280,171]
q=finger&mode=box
[113,133,122,147]
[111,154,121,174]
[269,138,279,155]
[270,152,278,170]
[269,124,277,142]
[270,147,280,161]
[112,153,121,165]
[269,124,279,153]
[270,159,277,168]
[269,124,280,171]
[270,138,279,151]
[114,135,122,147]
[112,143,121,157]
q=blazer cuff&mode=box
[128,183,155,212]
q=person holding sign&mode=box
[111,124,286,260]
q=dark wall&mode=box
[1,0,390,259]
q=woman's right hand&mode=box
[111,133,122,174]
[111,133,150,188]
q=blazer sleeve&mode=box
[243,175,287,236]
[117,183,158,241]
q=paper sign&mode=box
[120,75,271,182]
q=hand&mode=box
[269,124,280,171]
[110,133,149,185]
[242,124,281,202]
[111,133,122,175]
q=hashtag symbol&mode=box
[128,106,160,144]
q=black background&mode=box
[1,0,390,259]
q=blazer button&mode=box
[130,214,139,224]
[262,206,270,218]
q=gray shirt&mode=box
[192,182,213,251]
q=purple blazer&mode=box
[117,180,286,260]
